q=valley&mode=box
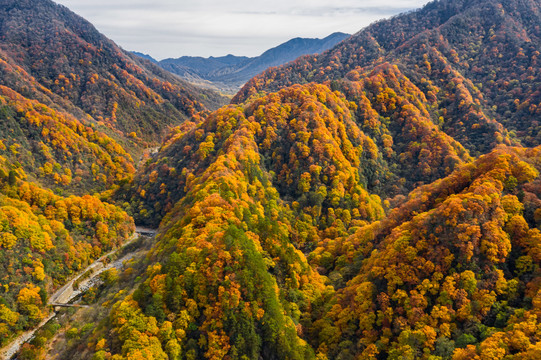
[0,0,540,359]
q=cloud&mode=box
[53,0,430,59]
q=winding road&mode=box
[0,227,156,360]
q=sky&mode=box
[53,0,431,60]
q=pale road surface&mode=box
[0,227,156,360]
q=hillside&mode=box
[121,69,472,228]
[235,0,541,153]
[0,0,228,194]
[131,52,158,64]
[0,156,134,349]
[158,33,350,93]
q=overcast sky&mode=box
[53,0,431,60]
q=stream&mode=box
[0,227,156,360]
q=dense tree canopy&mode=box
[0,157,134,347]
[4,0,541,359]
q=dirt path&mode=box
[0,227,155,360]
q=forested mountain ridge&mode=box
[235,0,541,153]
[0,156,135,349]
[0,0,227,137]
[122,68,472,228]
[0,0,227,194]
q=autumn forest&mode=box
[1,0,541,359]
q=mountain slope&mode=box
[90,0,541,359]
[310,146,541,359]
[159,54,250,79]
[0,0,226,142]
[95,79,473,359]
[235,0,541,154]
[0,155,134,349]
[83,83,540,360]
[0,0,222,356]
[120,69,475,228]
[131,51,158,64]
[159,33,350,93]
[0,85,134,192]
[0,0,228,193]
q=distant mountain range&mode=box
[134,32,350,93]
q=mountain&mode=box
[235,0,541,154]
[310,145,541,359]
[7,0,541,359]
[158,32,350,93]
[0,0,228,193]
[122,68,473,228]
[86,0,541,359]
[160,54,250,77]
